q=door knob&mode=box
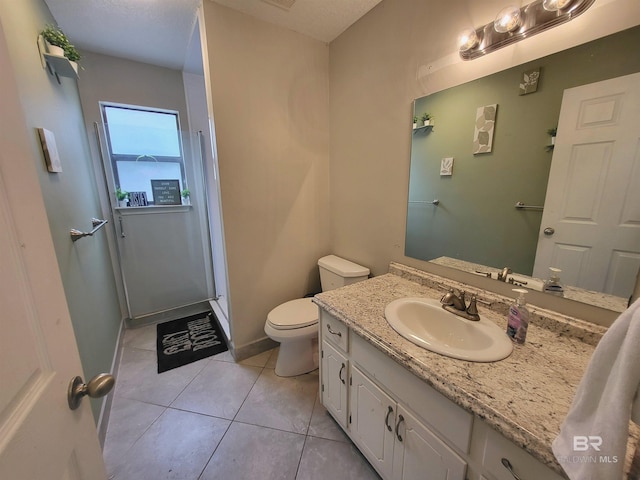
[543,227,555,235]
[68,373,115,410]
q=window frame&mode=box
[100,102,186,206]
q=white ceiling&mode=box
[43,0,384,71]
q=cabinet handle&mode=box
[339,363,346,384]
[395,414,405,442]
[384,406,393,432]
[501,458,523,480]
[326,324,342,337]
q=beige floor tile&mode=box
[296,436,381,480]
[171,360,262,419]
[114,347,207,406]
[103,397,165,476]
[235,368,318,434]
[122,323,157,351]
[199,422,305,480]
[307,396,349,443]
[109,408,230,480]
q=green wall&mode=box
[406,26,640,275]
[0,0,122,421]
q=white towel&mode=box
[552,300,640,479]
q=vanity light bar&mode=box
[459,0,595,60]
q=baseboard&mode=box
[126,301,212,329]
[233,336,278,362]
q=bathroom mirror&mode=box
[405,26,640,311]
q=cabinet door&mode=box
[350,365,396,479]
[393,406,467,480]
[321,340,348,427]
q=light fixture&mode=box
[542,0,574,11]
[494,5,523,33]
[458,28,480,52]
[459,0,594,60]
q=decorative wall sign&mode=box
[473,104,498,154]
[440,157,454,176]
[519,68,541,95]
[128,191,148,207]
[151,179,181,205]
[37,127,62,172]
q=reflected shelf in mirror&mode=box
[431,257,629,313]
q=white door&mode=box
[533,72,640,297]
[0,24,106,479]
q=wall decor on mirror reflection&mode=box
[473,104,497,154]
[520,68,541,95]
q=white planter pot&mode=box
[46,41,65,57]
[423,120,431,126]
[182,197,191,205]
[118,200,128,208]
[550,136,556,145]
[413,123,417,129]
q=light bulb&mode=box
[458,28,479,51]
[542,0,574,11]
[494,5,522,33]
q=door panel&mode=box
[534,72,640,297]
[350,366,395,479]
[0,20,105,478]
[321,341,348,427]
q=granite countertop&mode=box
[313,263,637,477]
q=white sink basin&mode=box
[384,297,513,362]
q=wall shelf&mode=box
[413,124,433,134]
[37,35,78,83]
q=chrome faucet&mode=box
[497,267,512,282]
[440,288,480,321]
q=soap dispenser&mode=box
[506,288,530,345]
[543,267,564,297]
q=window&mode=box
[101,103,186,205]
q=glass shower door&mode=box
[99,121,215,319]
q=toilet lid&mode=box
[267,298,318,330]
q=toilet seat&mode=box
[267,298,318,330]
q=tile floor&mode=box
[103,323,381,480]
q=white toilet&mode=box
[264,255,370,377]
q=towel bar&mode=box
[514,201,543,211]
[70,218,108,242]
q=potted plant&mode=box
[40,25,81,70]
[115,188,128,208]
[181,189,191,205]
[412,116,418,129]
[421,113,432,126]
[547,127,557,145]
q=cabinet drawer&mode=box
[320,311,348,352]
[475,420,564,480]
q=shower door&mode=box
[98,103,215,320]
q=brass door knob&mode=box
[68,373,115,410]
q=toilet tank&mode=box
[318,255,370,292]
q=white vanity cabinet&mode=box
[320,310,468,480]
[318,309,565,480]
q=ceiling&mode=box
[43,0,384,71]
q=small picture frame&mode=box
[37,127,62,173]
[473,104,498,154]
[440,158,454,176]
[128,191,148,207]
[519,68,540,95]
